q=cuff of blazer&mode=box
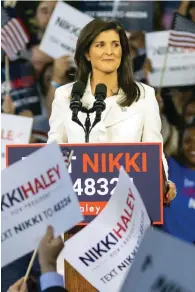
[40,271,64,290]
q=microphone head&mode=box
[95,83,107,100]
[71,81,85,97]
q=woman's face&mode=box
[85,29,122,74]
[182,127,195,167]
[35,1,56,30]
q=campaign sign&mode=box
[120,227,195,292]
[64,167,151,292]
[80,1,153,31]
[145,30,195,87]
[6,143,163,224]
[1,114,33,169]
[2,143,83,267]
[40,1,93,59]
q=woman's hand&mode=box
[2,95,15,114]
[164,180,177,205]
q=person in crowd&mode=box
[177,0,195,22]
[1,56,47,144]
[35,1,57,41]
[39,62,54,97]
[156,91,195,157]
[128,39,152,85]
[1,58,42,118]
[182,96,195,125]
[128,31,146,56]
[163,121,195,244]
[47,19,176,203]
[31,45,53,78]
[45,55,76,118]
[2,250,40,292]
[7,226,67,292]
[31,55,75,142]
[162,87,194,130]
[156,94,178,157]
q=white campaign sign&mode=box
[40,2,93,59]
[1,142,83,267]
[120,227,195,292]
[64,167,150,292]
[1,113,33,169]
[146,30,195,87]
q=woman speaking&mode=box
[47,19,176,202]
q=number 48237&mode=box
[73,177,133,196]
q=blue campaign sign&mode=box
[80,1,153,31]
[6,143,163,224]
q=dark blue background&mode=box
[80,1,153,31]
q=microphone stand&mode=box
[71,107,103,143]
[81,107,95,143]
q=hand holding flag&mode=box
[1,5,30,60]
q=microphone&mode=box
[93,83,107,123]
[70,81,85,120]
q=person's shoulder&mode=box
[55,81,75,99]
[136,82,155,100]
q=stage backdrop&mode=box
[6,143,163,224]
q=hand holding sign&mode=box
[52,55,75,86]
[1,143,83,268]
[8,226,64,292]
[23,148,74,283]
[7,277,27,292]
[40,2,93,59]
[64,167,150,292]
[53,56,74,76]
[38,225,64,274]
[2,95,15,114]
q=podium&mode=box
[6,142,164,291]
[64,227,97,292]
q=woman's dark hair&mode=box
[74,19,140,107]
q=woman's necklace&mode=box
[110,86,119,95]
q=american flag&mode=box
[1,6,30,60]
[169,13,195,49]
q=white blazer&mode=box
[47,78,168,178]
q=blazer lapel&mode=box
[104,101,140,128]
[71,77,143,140]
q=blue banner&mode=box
[80,1,153,31]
